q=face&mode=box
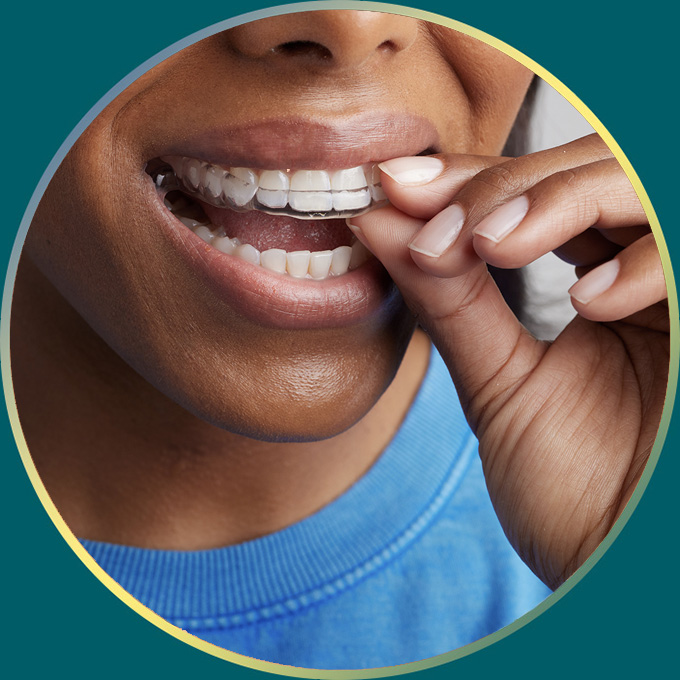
[24,10,533,441]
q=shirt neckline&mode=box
[81,348,476,626]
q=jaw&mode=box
[24,113,421,443]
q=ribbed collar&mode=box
[81,349,476,629]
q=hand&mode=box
[351,133,669,589]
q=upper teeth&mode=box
[161,156,386,219]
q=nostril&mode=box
[377,40,397,53]
[225,12,420,66]
[273,41,333,61]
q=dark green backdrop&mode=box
[2,1,675,678]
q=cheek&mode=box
[468,57,533,146]
[486,60,535,110]
[430,30,534,154]
[476,63,534,151]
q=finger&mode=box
[470,158,647,269]
[553,225,650,267]
[568,233,667,322]
[404,203,481,277]
[349,207,545,429]
[377,154,506,220]
[378,133,612,224]
[387,136,616,278]
[595,224,651,248]
[403,156,640,279]
[553,229,623,268]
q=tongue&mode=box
[201,201,352,252]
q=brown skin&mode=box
[12,12,532,550]
[353,134,668,588]
[13,11,666,589]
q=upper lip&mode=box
[151,113,440,169]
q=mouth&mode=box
[148,157,383,280]
[143,115,438,329]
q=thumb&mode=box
[350,205,544,431]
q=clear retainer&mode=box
[157,156,388,220]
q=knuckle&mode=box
[534,167,594,208]
[466,161,525,199]
[550,167,583,190]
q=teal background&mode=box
[1,1,675,677]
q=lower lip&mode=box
[152,186,402,330]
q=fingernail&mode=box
[569,259,620,303]
[408,203,465,258]
[473,195,530,243]
[378,156,444,186]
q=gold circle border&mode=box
[2,1,677,677]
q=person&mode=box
[10,8,669,671]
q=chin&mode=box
[163,313,416,443]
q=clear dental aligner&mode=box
[160,155,388,219]
[160,183,373,281]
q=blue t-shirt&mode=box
[81,348,551,669]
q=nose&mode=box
[225,10,420,71]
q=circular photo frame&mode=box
[2,1,676,677]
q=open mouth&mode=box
[147,156,386,281]
[141,113,439,329]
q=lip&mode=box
[152,113,440,169]
[143,113,434,329]
[165,221,401,329]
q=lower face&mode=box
[23,13,533,441]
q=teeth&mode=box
[259,170,290,191]
[289,170,334,212]
[366,164,387,202]
[195,226,214,243]
[234,243,260,266]
[204,166,225,200]
[214,236,238,255]
[330,167,367,191]
[223,167,258,207]
[161,156,387,219]
[179,216,208,229]
[288,191,334,212]
[257,170,290,209]
[330,246,352,275]
[290,170,331,192]
[332,189,371,212]
[309,250,333,279]
[257,188,288,209]
[261,248,287,274]
[164,195,372,279]
[159,157,381,279]
[287,251,311,278]
[184,159,203,190]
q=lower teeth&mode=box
[163,193,372,280]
